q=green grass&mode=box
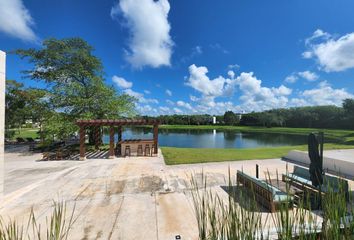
[161,143,354,165]
[9,128,40,139]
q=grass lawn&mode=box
[9,128,40,139]
[161,143,354,165]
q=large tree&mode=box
[16,38,136,141]
[5,80,27,137]
[224,111,238,125]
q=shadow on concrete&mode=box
[220,185,268,213]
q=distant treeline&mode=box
[141,99,354,129]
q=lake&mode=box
[102,127,308,148]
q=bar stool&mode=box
[144,145,150,156]
[124,145,131,157]
[137,145,143,156]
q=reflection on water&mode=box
[102,127,309,149]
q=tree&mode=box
[5,80,27,137]
[224,111,238,125]
[343,99,354,129]
[16,38,136,142]
[343,99,354,116]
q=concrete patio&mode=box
[2,145,354,239]
[1,144,296,239]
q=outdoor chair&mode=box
[144,145,150,156]
[124,145,131,157]
[237,170,293,212]
[282,166,349,201]
[137,145,143,156]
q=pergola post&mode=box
[94,126,100,150]
[117,126,122,156]
[79,126,86,160]
[109,126,115,159]
[153,124,158,154]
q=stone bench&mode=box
[237,170,293,212]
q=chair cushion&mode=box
[237,170,290,201]
[293,166,311,180]
[287,173,312,186]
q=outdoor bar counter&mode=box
[118,139,155,157]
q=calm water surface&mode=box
[102,127,308,148]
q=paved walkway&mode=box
[1,145,293,239]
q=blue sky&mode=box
[1,0,354,115]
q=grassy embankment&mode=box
[159,125,354,165]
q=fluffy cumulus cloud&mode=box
[112,75,133,89]
[299,81,354,106]
[148,64,354,115]
[285,74,298,83]
[184,64,293,113]
[297,71,319,81]
[236,72,292,112]
[111,0,173,68]
[285,71,318,83]
[0,0,37,42]
[176,100,192,110]
[186,64,229,97]
[303,29,354,72]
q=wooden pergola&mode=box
[76,119,159,160]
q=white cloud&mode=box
[298,71,319,81]
[285,71,318,83]
[210,43,229,54]
[302,51,313,59]
[111,0,173,68]
[190,95,199,102]
[165,89,172,96]
[123,88,142,98]
[235,72,292,112]
[0,0,37,42]
[180,46,203,63]
[124,88,158,104]
[303,29,354,72]
[166,99,174,105]
[305,29,330,45]
[144,90,151,94]
[194,46,202,54]
[228,64,240,70]
[159,106,170,112]
[176,100,192,110]
[227,70,235,79]
[112,75,133,89]
[299,81,354,106]
[186,64,229,97]
[185,64,294,113]
[285,75,298,83]
[173,107,183,114]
